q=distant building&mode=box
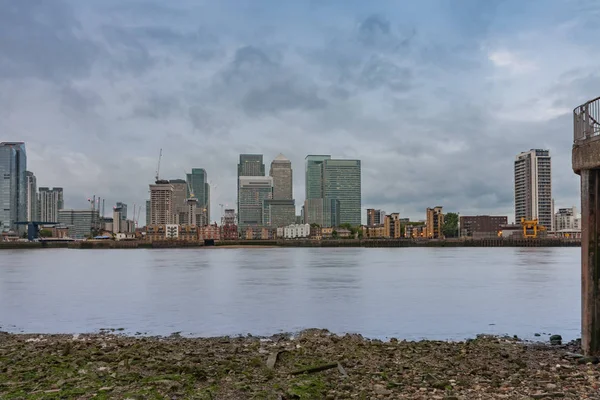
[459,215,508,238]
[150,181,174,225]
[116,202,128,220]
[199,224,220,241]
[169,179,188,224]
[38,187,64,223]
[384,213,402,238]
[514,149,552,229]
[270,154,293,200]
[426,207,444,239]
[221,224,238,240]
[367,209,382,227]
[238,154,265,221]
[145,200,151,227]
[554,207,581,231]
[238,176,273,232]
[304,155,330,225]
[58,209,100,239]
[365,225,385,238]
[323,159,361,226]
[25,171,37,222]
[222,209,236,225]
[303,198,325,226]
[0,142,27,231]
[405,223,426,238]
[282,223,310,239]
[264,199,296,227]
[185,169,210,225]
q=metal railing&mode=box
[574,96,600,142]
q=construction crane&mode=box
[520,218,547,238]
[183,169,195,198]
[155,148,163,183]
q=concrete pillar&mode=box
[581,169,600,355]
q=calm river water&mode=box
[0,247,580,341]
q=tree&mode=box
[332,230,338,239]
[310,223,320,228]
[443,213,459,238]
[39,229,53,238]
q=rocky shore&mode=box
[0,330,597,399]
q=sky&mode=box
[2,0,600,223]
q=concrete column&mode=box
[581,169,600,355]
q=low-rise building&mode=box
[384,213,401,239]
[336,228,352,238]
[221,224,238,240]
[283,223,310,239]
[405,224,426,238]
[365,225,385,238]
[554,207,581,231]
[459,215,508,238]
[199,224,220,240]
[115,232,136,241]
[321,227,334,238]
[426,207,444,239]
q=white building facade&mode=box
[283,223,310,239]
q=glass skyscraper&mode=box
[0,142,27,232]
[323,159,361,226]
[186,169,210,225]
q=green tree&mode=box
[443,213,459,238]
[39,229,53,238]
[332,230,338,239]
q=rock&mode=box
[549,335,562,345]
[373,384,392,395]
[546,383,557,390]
[535,333,541,337]
[576,356,599,365]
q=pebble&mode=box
[373,384,392,395]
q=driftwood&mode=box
[290,363,339,375]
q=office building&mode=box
[426,206,444,239]
[263,199,296,227]
[150,181,174,225]
[303,198,324,226]
[270,154,293,200]
[459,215,507,238]
[0,142,27,231]
[38,187,64,223]
[514,149,552,229]
[116,202,127,220]
[322,159,361,226]
[25,171,37,221]
[186,169,210,225]
[170,179,188,224]
[238,154,265,221]
[238,176,273,231]
[58,209,100,239]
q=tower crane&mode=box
[155,148,163,183]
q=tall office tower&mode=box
[25,171,37,221]
[238,154,265,221]
[145,200,151,227]
[38,187,64,222]
[514,149,552,229]
[304,155,331,225]
[169,179,188,224]
[270,154,293,200]
[238,176,273,231]
[0,142,27,231]
[150,181,174,225]
[116,202,127,220]
[112,205,123,233]
[186,169,210,226]
[322,159,361,227]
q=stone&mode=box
[576,356,599,365]
[549,335,562,345]
[373,384,392,395]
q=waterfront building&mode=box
[38,187,64,223]
[199,224,221,241]
[25,171,37,222]
[426,207,444,239]
[365,225,385,238]
[303,198,324,226]
[150,181,174,225]
[263,199,295,227]
[238,176,273,231]
[0,142,27,232]
[405,224,426,238]
[384,213,402,238]
[554,207,581,231]
[283,223,310,239]
[459,215,508,238]
[270,154,293,200]
[514,149,552,229]
[221,223,238,240]
[367,209,385,227]
[58,209,100,239]
[323,159,361,226]
[185,169,210,225]
[223,209,236,225]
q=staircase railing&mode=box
[574,96,600,142]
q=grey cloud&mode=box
[132,95,181,119]
[242,81,327,115]
[0,0,98,81]
[359,56,412,92]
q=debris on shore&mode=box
[0,330,598,399]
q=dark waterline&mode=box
[0,247,580,341]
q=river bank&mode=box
[0,330,597,399]
[0,237,581,250]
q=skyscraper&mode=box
[270,154,293,200]
[116,202,127,220]
[150,182,174,225]
[514,149,552,229]
[0,142,27,231]
[238,176,273,231]
[170,179,188,224]
[39,187,64,222]
[145,200,151,227]
[186,169,210,226]
[322,159,361,226]
[238,154,265,223]
[304,155,331,225]
[25,171,37,222]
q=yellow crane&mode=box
[520,218,546,238]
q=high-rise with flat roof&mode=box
[238,154,265,224]
[323,159,361,226]
[150,181,174,225]
[39,187,64,222]
[426,206,444,239]
[186,169,210,225]
[58,209,100,239]
[238,176,273,231]
[270,154,293,200]
[304,155,330,225]
[0,142,27,231]
[514,149,552,229]
[25,171,37,222]
[116,202,127,220]
[145,200,151,227]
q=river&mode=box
[0,247,580,341]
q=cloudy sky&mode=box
[2,0,599,223]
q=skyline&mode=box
[2,0,597,221]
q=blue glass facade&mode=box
[0,142,27,232]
